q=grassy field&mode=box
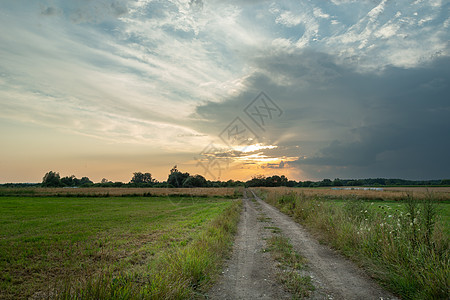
[0,195,241,299]
[259,188,449,299]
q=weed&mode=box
[277,271,314,300]
[421,192,439,249]
[257,214,272,222]
[264,226,282,234]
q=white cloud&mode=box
[313,7,330,19]
[374,23,400,39]
[322,0,449,71]
[271,38,295,53]
[0,0,266,151]
[276,11,302,27]
[418,16,433,26]
[367,0,387,22]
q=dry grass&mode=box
[0,187,242,197]
[258,187,450,201]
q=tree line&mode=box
[1,168,449,188]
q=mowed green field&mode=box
[0,196,239,299]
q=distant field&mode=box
[2,186,448,200]
[0,196,241,299]
[259,186,450,201]
[0,187,241,198]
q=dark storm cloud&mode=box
[41,6,60,16]
[194,52,450,179]
[264,161,286,169]
[64,0,130,23]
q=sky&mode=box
[0,0,449,183]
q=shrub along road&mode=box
[209,190,398,300]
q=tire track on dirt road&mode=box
[250,190,398,300]
[209,190,398,300]
[208,190,291,299]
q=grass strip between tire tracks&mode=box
[264,235,314,299]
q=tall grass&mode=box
[57,200,242,299]
[262,190,449,299]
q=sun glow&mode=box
[236,153,278,163]
[235,143,278,153]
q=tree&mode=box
[267,175,281,187]
[79,177,93,186]
[42,171,62,187]
[348,179,363,186]
[61,175,80,187]
[319,179,332,187]
[287,180,297,187]
[440,179,450,185]
[167,166,190,188]
[182,174,207,187]
[333,178,343,186]
[302,181,313,187]
[246,175,266,187]
[130,172,154,184]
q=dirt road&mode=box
[208,190,397,300]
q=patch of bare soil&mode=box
[208,190,398,300]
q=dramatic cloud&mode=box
[195,52,450,179]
